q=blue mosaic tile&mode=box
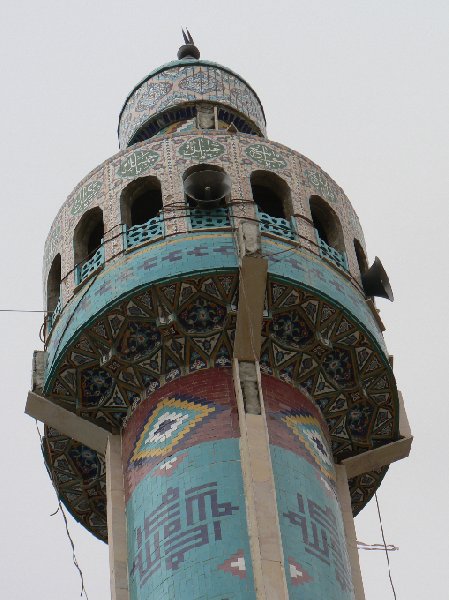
[126,440,256,600]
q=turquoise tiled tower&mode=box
[27,35,412,600]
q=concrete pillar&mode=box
[106,435,129,600]
[335,466,365,600]
[233,359,289,600]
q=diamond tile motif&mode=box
[218,550,247,579]
[131,395,215,462]
[288,558,313,586]
[282,411,334,481]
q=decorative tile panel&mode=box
[305,169,343,204]
[119,61,266,147]
[124,369,255,599]
[264,377,355,599]
[178,136,225,161]
[70,181,103,216]
[245,143,287,170]
[117,149,160,178]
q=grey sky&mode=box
[1,1,447,598]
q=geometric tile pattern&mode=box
[130,395,216,462]
[42,426,107,542]
[288,558,313,586]
[47,273,238,430]
[348,466,389,517]
[42,275,398,540]
[218,550,247,579]
[261,279,399,459]
[282,410,335,482]
[118,61,266,147]
[123,369,240,500]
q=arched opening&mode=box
[120,176,163,227]
[250,171,291,220]
[309,196,345,253]
[183,165,231,229]
[120,177,164,250]
[354,239,368,276]
[74,207,104,267]
[310,196,347,270]
[46,254,61,314]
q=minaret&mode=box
[27,35,412,600]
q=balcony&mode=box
[123,214,164,251]
[47,294,62,333]
[257,208,295,240]
[75,244,105,286]
[315,230,349,272]
[189,207,231,230]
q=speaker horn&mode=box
[362,257,394,302]
[184,170,231,208]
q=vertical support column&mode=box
[335,465,366,600]
[106,435,129,600]
[234,359,289,600]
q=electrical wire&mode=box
[0,309,49,313]
[35,421,89,599]
[357,540,399,552]
[375,492,397,599]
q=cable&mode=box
[375,492,397,599]
[0,309,49,313]
[35,421,89,599]
[357,540,399,552]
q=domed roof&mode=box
[118,56,266,148]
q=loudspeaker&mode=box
[362,257,394,302]
[184,171,231,208]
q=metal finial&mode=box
[182,28,194,45]
[178,28,200,60]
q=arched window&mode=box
[120,177,164,250]
[250,171,293,239]
[46,253,62,332]
[309,196,345,252]
[73,208,104,284]
[310,196,347,270]
[250,171,291,220]
[74,207,104,265]
[120,176,163,227]
[47,254,61,314]
[354,239,368,277]
[183,165,231,229]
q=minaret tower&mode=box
[27,35,412,600]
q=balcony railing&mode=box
[75,244,105,286]
[47,294,62,333]
[315,230,349,272]
[257,208,295,240]
[123,214,164,251]
[189,207,230,230]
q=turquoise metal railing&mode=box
[315,230,349,272]
[47,294,62,332]
[75,244,105,286]
[189,207,230,229]
[123,214,164,250]
[257,208,295,240]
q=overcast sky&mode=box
[0,1,447,598]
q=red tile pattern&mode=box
[122,368,240,499]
